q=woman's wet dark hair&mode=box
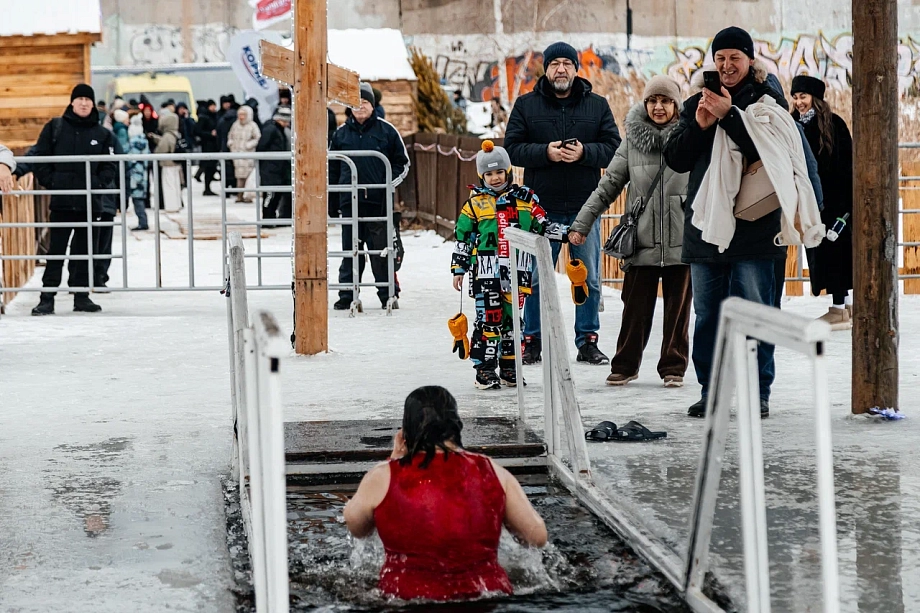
[400,386,464,468]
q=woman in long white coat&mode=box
[227,105,261,202]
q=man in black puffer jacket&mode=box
[30,84,117,316]
[663,27,789,419]
[504,42,621,366]
[330,82,409,310]
[257,106,292,222]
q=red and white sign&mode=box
[251,0,291,31]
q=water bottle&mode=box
[826,213,850,242]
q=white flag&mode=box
[226,30,283,119]
[251,0,292,31]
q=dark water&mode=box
[220,480,692,613]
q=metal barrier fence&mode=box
[226,233,289,613]
[0,150,397,312]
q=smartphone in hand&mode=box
[703,71,722,94]
[562,137,578,148]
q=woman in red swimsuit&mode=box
[344,386,547,601]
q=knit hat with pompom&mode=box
[476,139,512,177]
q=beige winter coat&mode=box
[227,106,261,179]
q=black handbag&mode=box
[603,162,667,260]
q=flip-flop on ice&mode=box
[585,420,667,442]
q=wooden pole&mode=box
[293,0,329,355]
[852,0,899,413]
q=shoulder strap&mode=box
[51,117,63,149]
[632,162,667,217]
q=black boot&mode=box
[474,367,501,390]
[73,293,102,313]
[333,296,351,310]
[522,335,542,365]
[688,397,707,418]
[31,293,55,316]
[576,333,609,365]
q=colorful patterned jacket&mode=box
[451,183,567,293]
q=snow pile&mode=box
[1,0,101,37]
[326,29,417,82]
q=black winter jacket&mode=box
[504,76,621,215]
[664,67,789,263]
[217,108,238,152]
[256,120,291,186]
[31,106,118,213]
[329,114,409,217]
[197,112,219,153]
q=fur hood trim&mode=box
[688,60,771,96]
[625,103,679,154]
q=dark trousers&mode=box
[610,265,692,379]
[201,162,218,193]
[263,191,292,219]
[224,160,235,189]
[42,210,93,290]
[773,258,785,308]
[94,212,114,286]
[338,220,390,303]
[690,260,777,401]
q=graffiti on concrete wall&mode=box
[667,33,920,96]
[434,44,654,102]
[128,24,238,65]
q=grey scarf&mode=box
[798,108,817,125]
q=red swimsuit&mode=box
[373,450,513,601]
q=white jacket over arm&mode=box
[0,144,16,173]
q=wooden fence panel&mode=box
[397,133,417,217]
[412,132,438,228]
[1,173,37,306]
[435,134,460,238]
[902,161,920,294]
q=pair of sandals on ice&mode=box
[584,420,667,442]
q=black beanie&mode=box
[791,75,826,100]
[711,26,755,59]
[543,42,579,71]
[71,83,95,102]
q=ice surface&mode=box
[2,184,920,611]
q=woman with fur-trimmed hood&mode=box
[569,76,691,388]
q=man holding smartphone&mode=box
[663,26,789,419]
[504,41,621,366]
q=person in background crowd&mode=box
[791,75,854,330]
[257,106,292,223]
[504,41,621,366]
[218,94,236,120]
[195,100,220,196]
[453,90,469,112]
[176,103,196,145]
[128,98,139,110]
[663,26,791,419]
[489,98,508,135]
[227,105,261,203]
[0,143,17,193]
[245,97,262,125]
[111,109,130,154]
[327,107,337,145]
[96,100,107,124]
[330,82,409,310]
[372,87,386,119]
[279,88,291,107]
[140,103,159,148]
[569,75,691,388]
[29,84,116,316]
[160,99,177,115]
[216,98,239,191]
[127,114,150,231]
[151,112,183,212]
[344,386,546,601]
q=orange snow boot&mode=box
[567,259,589,305]
[448,313,470,360]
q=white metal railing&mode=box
[683,298,839,613]
[504,226,687,594]
[226,232,289,613]
[0,151,397,312]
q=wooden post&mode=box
[293,0,329,355]
[852,0,899,413]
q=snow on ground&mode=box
[2,185,920,611]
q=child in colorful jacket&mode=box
[451,140,568,389]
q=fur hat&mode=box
[791,75,826,100]
[711,26,755,59]
[543,41,579,71]
[476,139,511,177]
[642,75,681,104]
[113,109,129,124]
[128,113,144,138]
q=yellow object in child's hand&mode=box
[448,313,470,360]
[567,259,589,305]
